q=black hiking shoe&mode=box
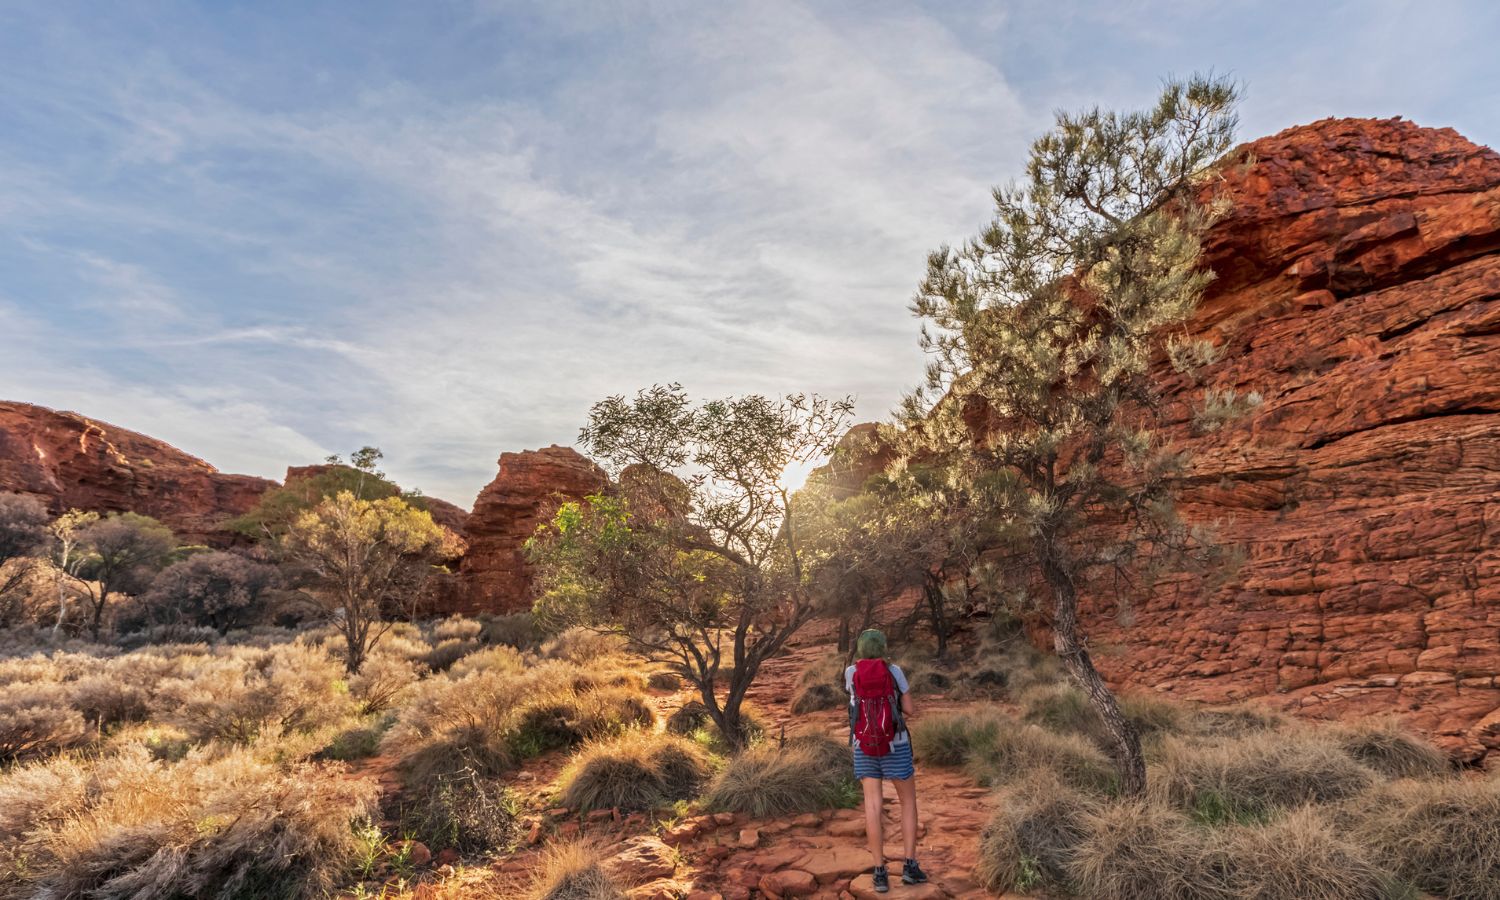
[872,865,890,893]
[902,859,929,885]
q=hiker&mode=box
[847,628,926,893]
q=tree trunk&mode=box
[1038,539,1146,796]
[837,616,850,654]
[924,575,949,659]
[89,588,109,640]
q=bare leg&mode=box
[892,775,918,860]
[861,777,884,868]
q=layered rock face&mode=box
[1075,118,1500,759]
[0,401,275,545]
[453,446,608,615]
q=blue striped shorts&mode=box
[853,740,915,781]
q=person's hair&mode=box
[856,629,887,660]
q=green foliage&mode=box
[229,450,437,541]
[897,73,1243,796]
[530,384,851,750]
[280,491,460,672]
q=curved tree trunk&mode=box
[1038,538,1146,796]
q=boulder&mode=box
[603,835,678,884]
[452,445,607,613]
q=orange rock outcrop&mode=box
[453,446,608,615]
[0,401,275,545]
[1076,118,1500,759]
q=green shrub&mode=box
[479,611,544,650]
[966,722,1119,796]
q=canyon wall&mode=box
[1075,118,1500,760]
[0,401,275,545]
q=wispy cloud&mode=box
[1,1,1495,506]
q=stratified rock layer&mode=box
[1079,118,1500,759]
[0,401,275,545]
[454,446,608,615]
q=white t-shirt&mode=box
[845,661,910,746]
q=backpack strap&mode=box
[885,663,908,737]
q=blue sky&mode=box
[2,1,1496,506]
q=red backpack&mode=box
[850,658,903,757]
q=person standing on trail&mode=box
[847,628,926,893]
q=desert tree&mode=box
[900,75,1242,795]
[71,512,177,639]
[45,509,98,635]
[529,384,852,750]
[0,494,50,626]
[282,491,460,672]
[232,446,431,539]
[139,550,282,633]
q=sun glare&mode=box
[777,456,823,494]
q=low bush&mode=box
[479,611,544,649]
[1351,776,1500,899]
[789,654,845,714]
[424,638,482,672]
[510,687,655,758]
[910,711,1001,767]
[0,683,90,763]
[528,840,625,900]
[646,670,681,691]
[150,642,354,745]
[449,644,527,679]
[541,628,626,663]
[1330,718,1450,780]
[557,731,712,812]
[665,700,711,736]
[1156,731,1376,824]
[706,732,855,817]
[404,767,522,854]
[0,744,377,899]
[349,650,426,715]
[1209,807,1394,900]
[429,615,484,643]
[977,773,1099,894]
[1067,800,1204,900]
[1020,683,1191,752]
[1188,704,1287,737]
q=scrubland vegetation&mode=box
[910,636,1498,899]
[5,76,1498,900]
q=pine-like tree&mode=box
[901,75,1242,795]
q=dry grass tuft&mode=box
[1330,718,1450,780]
[1156,731,1376,823]
[1067,800,1204,900]
[557,731,712,812]
[0,683,90,763]
[403,767,522,854]
[1209,807,1393,900]
[529,840,626,900]
[705,732,855,817]
[0,744,377,899]
[788,653,845,714]
[977,772,1100,894]
[1351,776,1500,899]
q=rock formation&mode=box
[454,446,608,615]
[1068,118,1500,760]
[0,401,275,545]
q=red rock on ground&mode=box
[1003,118,1500,760]
[0,400,275,545]
[452,445,608,614]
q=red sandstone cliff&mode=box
[1075,118,1500,760]
[453,446,608,615]
[0,401,276,545]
